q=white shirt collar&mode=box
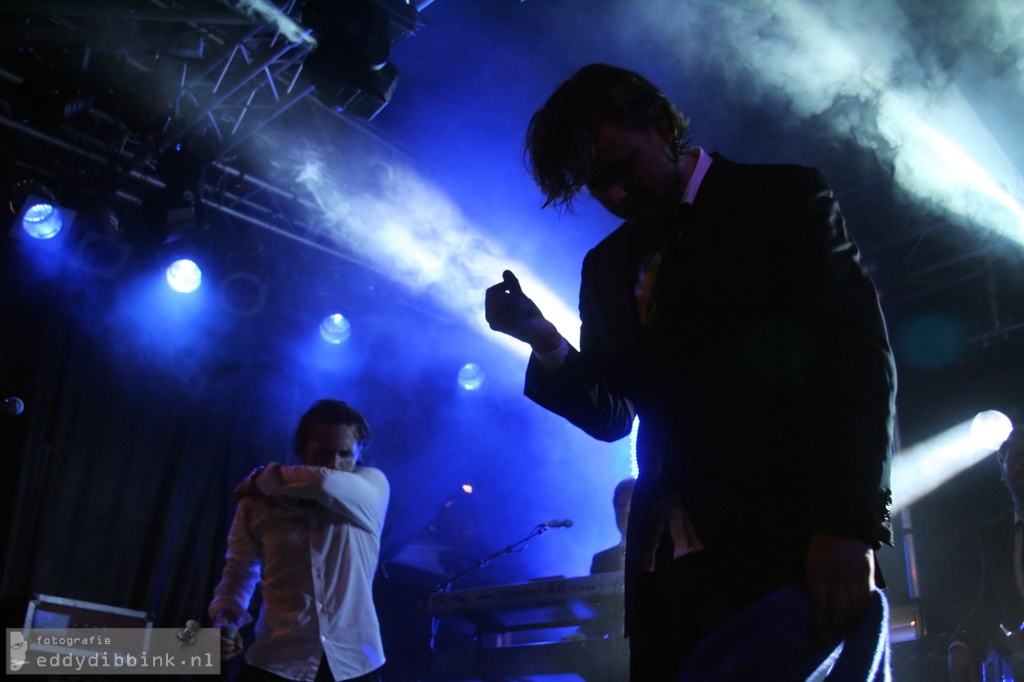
[682,147,713,205]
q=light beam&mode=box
[891,410,1013,512]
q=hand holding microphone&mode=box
[213,611,244,662]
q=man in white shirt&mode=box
[209,399,390,682]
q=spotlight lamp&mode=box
[971,410,1013,450]
[8,191,77,249]
[21,199,63,240]
[457,363,486,391]
[320,313,352,344]
[166,258,203,294]
[161,221,210,294]
[301,0,403,120]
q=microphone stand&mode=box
[428,523,555,652]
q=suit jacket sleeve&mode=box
[777,167,895,545]
[525,226,637,443]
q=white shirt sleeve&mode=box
[257,464,390,534]
[207,501,261,626]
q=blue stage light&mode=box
[8,191,79,255]
[320,313,352,344]
[21,201,64,240]
[456,363,485,391]
[166,258,203,293]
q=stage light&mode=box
[456,363,485,391]
[320,313,352,344]
[12,76,94,132]
[21,200,63,240]
[8,191,77,249]
[301,0,403,120]
[970,410,1014,450]
[166,258,203,294]
[891,410,1014,512]
[160,207,210,294]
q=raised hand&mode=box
[484,270,562,352]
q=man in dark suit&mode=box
[485,63,896,680]
[949,429,1024,682]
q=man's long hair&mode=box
[525,63,690,210]
[292,399,372,460]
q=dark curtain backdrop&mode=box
[2,248,242,628]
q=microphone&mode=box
[541,519,573,528]
[176,619,200,647]
[1,396,24,416]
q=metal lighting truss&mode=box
[0,0,420,270]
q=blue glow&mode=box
[165,259,203,293]
[456,363,485,391]
[629,415,639,478]
[288,151,582,357]
[320,313,352,344]
[21,202,63,240]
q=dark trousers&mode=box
[235,654,381,682]
[628,543,803,682]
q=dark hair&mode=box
[292,399,372,458]
[998,428,1021,466]
[525,63,690,210]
